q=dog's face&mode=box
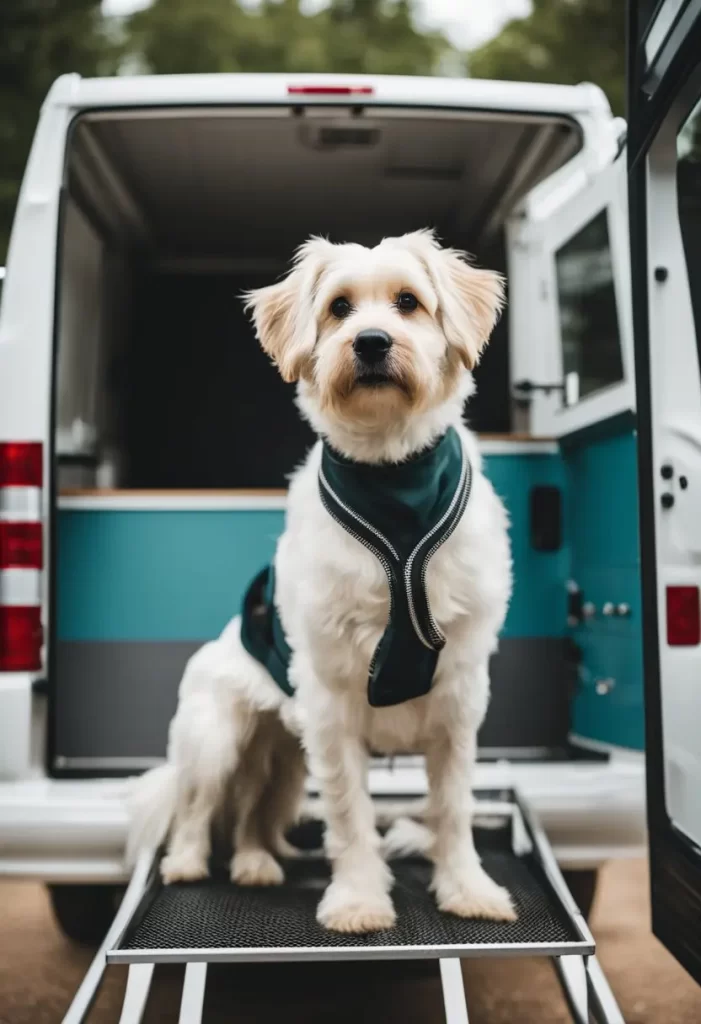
[244,230,504,427]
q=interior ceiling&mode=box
[70,110,581,260]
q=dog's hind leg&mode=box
[230,713,287,886]
[160,691,241,884]
[261,724,307,859]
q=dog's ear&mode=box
[403,229,505,370]
[243,237,332,383]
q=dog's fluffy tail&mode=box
[125,763,178,867]
[382,816,434,860]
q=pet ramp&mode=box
[62,789,625,1024]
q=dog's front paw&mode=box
[317,883,396,933]
[435,866,517,922]
[160,850,209,885]
[231,849,284,886]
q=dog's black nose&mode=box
[353,329,392,364]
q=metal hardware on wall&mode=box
[566,583,598,626]
[595,678,616,696]
[530,485,562,552]
[603,601,631,618]
[512,379,565,407]
[567,580,583,627]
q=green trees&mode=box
[468,0,625,116]
[124,0,451,77]
[0,0,116,258]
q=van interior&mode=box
[56,106,582,489]
[53,104,602,772]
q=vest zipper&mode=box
[403,448,471,649]
[318,476,397,677]
[418,459,472,646]
[319,469,400,561]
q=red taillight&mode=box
[0,522,43,569]
[0,606,42,671]
[287,85,374,96]
[666,586,700,646]
[0,442,43,487]
[0,441,44,672]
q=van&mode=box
[2,4,701,1007]
[0,72,642,914]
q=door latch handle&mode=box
[513,379,565,402]
[567,581,594,626]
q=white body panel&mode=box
[646,98,701,849]
[0,756,645,881]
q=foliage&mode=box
[124,0,452,77]
[0,0,118,259]
[468,0,626,117]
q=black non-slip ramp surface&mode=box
[113,824,586,962]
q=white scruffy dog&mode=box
[128,229,515,933]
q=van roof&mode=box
[46,72,613,122]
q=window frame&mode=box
[553,206,626,404]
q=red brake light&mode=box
[666,585,700,646]
[0,442,43,487]
[0,606,42,671]
[287,85,374,96]
[0,522,43,569]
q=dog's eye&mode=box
[330,296,352,319]
[397,291,419,313]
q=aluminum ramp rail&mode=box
[62,790,625,1023]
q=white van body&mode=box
[0,72,645,884]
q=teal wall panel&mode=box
[57,509,284,642]
[483,454,569,637]
[55,436,645,751]
[564,430,644,750]
[57,453,569,643]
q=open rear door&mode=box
[628,0,701,985]
[507,126,644,752]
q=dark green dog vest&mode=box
[240,427,472,707]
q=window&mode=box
[555,210,624,403]
[677,96,701,348]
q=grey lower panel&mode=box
[53,637,571,771]
[54,640,200,767]
[479,638,573,752]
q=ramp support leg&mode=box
[555,954,589,1024]
[118,964,154,1024]
[61,852,154,1024]
[555,953,626,1024]
[440,958,469,1024]
[178,962,208,1024]
[586,955,625,1024]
